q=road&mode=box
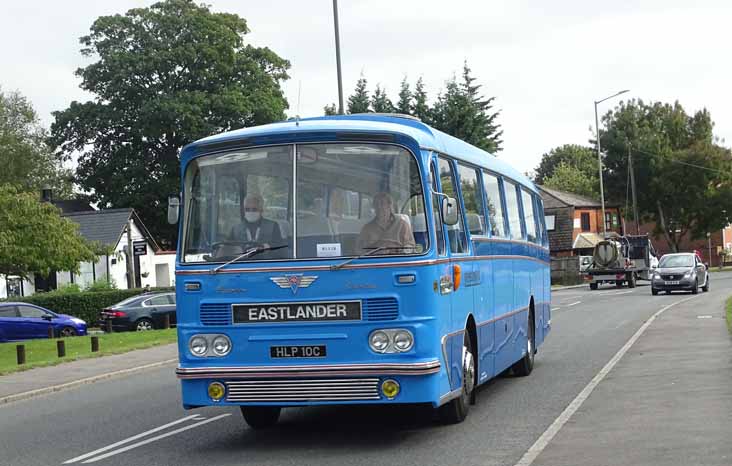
[2,272,731,466]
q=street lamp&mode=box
[332,0,345,114]
[595,89,630,236]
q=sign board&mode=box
[133,240,147,256]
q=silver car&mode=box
[651,253,709,295]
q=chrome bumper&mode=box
[176,360,441,379]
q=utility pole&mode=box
[126,219,135,289]
[332,0,345,114]
[628,143,640,235]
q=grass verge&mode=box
[726,296,732,334]
[710,266,732,273]
[0,329,177,376]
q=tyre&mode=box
[651,288,658,296]
[691,279,699,295]
[439,331,475,424]
[627,273,636,288]
[511,311,535,377]
[615,280,624,288]
[702,277,709,292]
[135,318,154,331]
[665,290,671,295]
[589,282,598,290]
[59,326,76,337]
[240,406,281,429]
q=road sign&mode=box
[133,240,147,256]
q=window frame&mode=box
[456,162,488,238]
[480,170,509,239]
[502,179,525,241]
[438,156,469,255]
[580,212,591,232]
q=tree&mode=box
[543,162,599,199]
[347,75,370,114]
[0,88,72,197]
[0,185,97,280]
[396,77,412,115]
[534,144,598,188]
[50,0,290,248]
[412,77,430,123]
[600,99,732,251]
[371,84,394,113]
[323,103,337,115]
[430,62,503,153]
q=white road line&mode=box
[551,307,560,311]
[512,294,699,466]
[598,290,635,296]
[64,415,204,464]
[565,301,581,307]
[81,413,232,463]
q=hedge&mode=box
[4,287,174,325]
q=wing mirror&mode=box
[441,196,459,226]
[168,195,180,224]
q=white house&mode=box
[1,207,177,299]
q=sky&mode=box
[2,0,731,175]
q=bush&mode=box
[85,278,118,292]
[8,286,174,325]
[56,283,82,294]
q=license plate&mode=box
[270,345,326,358]
[664,281,680,285]
[233,301,362,323]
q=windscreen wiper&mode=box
[212,245,288,274]
[330,246,413,271]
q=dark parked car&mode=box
[651,253,709,295]
[0,303,87,342]
[99,292,176,331]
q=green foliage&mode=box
[396,77,412,115]
[50,0,290,249]
[534,144,598,185]
[347,75,370,114]
[323,103,337,116]
[8,287,173,324]
[544,162,599,199]
[412,77,430,123]
[0,186,97,280]
[430,62,503,153]
[85,277,118,292]
[600,99,732,250]
[371,85,394,113]
[0,88,72,197]
[55,283,83,294]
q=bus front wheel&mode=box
[439,332,475,424]
[240,406,281,429]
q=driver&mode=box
[230,194,284,254]
[356,192,416,253]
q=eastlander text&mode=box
[248,303,349,322]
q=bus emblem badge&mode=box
[270,275,318,294]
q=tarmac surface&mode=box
[1,272,730,466]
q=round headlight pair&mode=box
[368,329,414,353]
[188,334,231,357]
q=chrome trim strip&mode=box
[441,335,452,388]
[225,377,380,402]
[476,306,530,328]
[438,388,462,406]
[471,235,550,252]
[176,359,441,379]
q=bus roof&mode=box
[184,114,536,192]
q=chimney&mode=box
[41,186,53,203]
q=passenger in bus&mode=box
[230,194,285,256]
[356,192,416,253]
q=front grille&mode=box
[200,303,232,326]
[225,378,381,402]
[363,297,399,321]
[662,275,680,280]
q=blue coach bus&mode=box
[171,114,550,428]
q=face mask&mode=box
[245,212,261,223]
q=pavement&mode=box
[0,272,730,466]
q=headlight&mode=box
[369,331,390,353]
[393,330,414,352]
[189,336,208,356]
[653,273,661,279]
[684,271,692,277]
[212,335,231,356]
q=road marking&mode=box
[565,301,581,307]
[512,294,699,466]
[697,315,713,319]
[597,290,635,296]
[64,415,203,464]
[551,307,560,311]
[80,413,232,463]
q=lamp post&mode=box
[332,0,345,114]
[707,232,712,268]
[594,89,630,236]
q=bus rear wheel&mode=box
[240,406,281,429]
[511,311,535,377]
[439,332,475,424]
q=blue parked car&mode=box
[0,302,87,342]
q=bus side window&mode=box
[521,187,538,243]
[457,163,487,236]
[438,157,467,253]
[482,171,507,238]
[503,180,523,240]
[533,195,548,247]
[430,162,445,255]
